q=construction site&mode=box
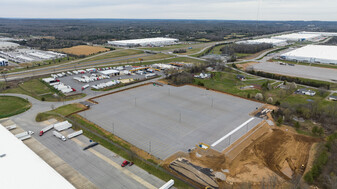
[77,83,322,188]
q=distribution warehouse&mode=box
[0,125,75,189]
[108,37,178,47]
[280,45,337,64]
[272,32,323,42]
[237,38,288,46]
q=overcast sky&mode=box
[1,0,337,21]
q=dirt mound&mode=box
[165,127,321,188]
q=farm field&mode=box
[55,45,109,56]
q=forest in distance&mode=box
[1,18,337,49]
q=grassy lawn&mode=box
[79,49,144,63]
[7,56,78,73]
[127,57,207,67]
[36,103,86,122]
[141,43,212,55]
[113,53,173,64]
[194,71,267,99]
[236,53,253,58]
[2,79,86,101]
[0,96,31,118]
[140,43,197,51]
[194,71,336,109]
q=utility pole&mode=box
[1,70,8,91]
[179,111,181,123]
[149,141,151,154]
[112,122,115,135]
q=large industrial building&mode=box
[272,33,323,42]
[108,37,179,47]
[280,45,337,64]
[0,125,75,189]
[300,31,337,37]
[236,38,288,46]
[0,57,9,66]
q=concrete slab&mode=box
[253,62,337,82]
[80,85,263,160]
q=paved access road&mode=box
[80,85,263,160]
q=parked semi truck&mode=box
[5,124,17,131]
[15,131,34,141]
[67,130,83,139]
[54,121,72,132]
[39,124,54,136]
[52,131,67,141]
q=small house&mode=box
[236,74,246,81]
[296,88,316,96]
[328,95,337,101]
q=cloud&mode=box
[0,0,336,21]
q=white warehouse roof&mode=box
[237,38,287,46]
[272,33,322,41]
[300,31,337,37]
[99,69,120,75]
[108,37,178,47]
[0,124,75,189]
[281,45,337,64]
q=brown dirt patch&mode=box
[236,62,259,71]
[164,127,321,188]
[55,45,109,56]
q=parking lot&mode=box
[253,62,337,82]
[54,68,162,96]
[80,84,263,160]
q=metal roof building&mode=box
[236,38,288,46]
[108,37,178,47]
[0,124,75,189]
[280,45,337,64]
[272,33,323,42]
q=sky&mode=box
[1,0,337,21]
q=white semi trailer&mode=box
[39,124,54,136]
[53,131,67,141]
[54,121,72,132]
[67,130,83,139]
[15,131,34,140]
[5,124,17,130]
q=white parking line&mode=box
[211,117,255,147]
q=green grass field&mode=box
[36,103,86,122]
[79,49,144,62]
[194,71,267,99]
[0,96,31,118]
[3,79,86,101]
[113,53,173,64]
[194,71,336,108]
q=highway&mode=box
[0,30,296,81]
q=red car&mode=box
[121,160,129,167]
